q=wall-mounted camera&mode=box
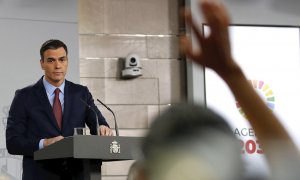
[121,53,142,78]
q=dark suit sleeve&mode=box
[83,87,110,135]
[6,90,40,156]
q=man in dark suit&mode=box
[6,39,113,179]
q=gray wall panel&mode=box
[0,0,77,22]
[0,0,79,179]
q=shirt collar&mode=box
[42,76,65,95]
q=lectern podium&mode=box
[34,135,143,180]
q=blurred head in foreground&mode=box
[140,103,243,180]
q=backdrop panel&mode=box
[0,0,79,179]
[205,25,300,177]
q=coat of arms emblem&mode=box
[110,140,120,154]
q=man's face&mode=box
[40,47,68,87]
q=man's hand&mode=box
[99,125,113,136]
[43,136,64,147]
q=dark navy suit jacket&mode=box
[6,77,109,180]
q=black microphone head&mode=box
[80,98,91,109]
[97,99,111,111]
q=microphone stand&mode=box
[97,99,119,136]
[80,99,100,136]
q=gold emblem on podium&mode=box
[110,140,120,154]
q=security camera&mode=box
[122,53,142,78]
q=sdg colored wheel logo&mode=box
[236,80,275,119]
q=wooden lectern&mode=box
[34,135,143,180]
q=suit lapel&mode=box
[62,80,71,131]
[34,77,61,131]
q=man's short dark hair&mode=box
[40,39,68,60]
[141,103,239,158]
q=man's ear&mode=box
[40,59,45,70]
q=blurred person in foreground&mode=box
[141,104,243,180]
[136,0,300,180]
[180,0,300,179]
[127,160,146,180]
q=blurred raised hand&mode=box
[181,0,239,78]
[180,0,300,178]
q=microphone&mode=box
[80,99,100,136]
[97,99,119,136]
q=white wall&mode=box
[0,0,79,179]
[78,1,184,179]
